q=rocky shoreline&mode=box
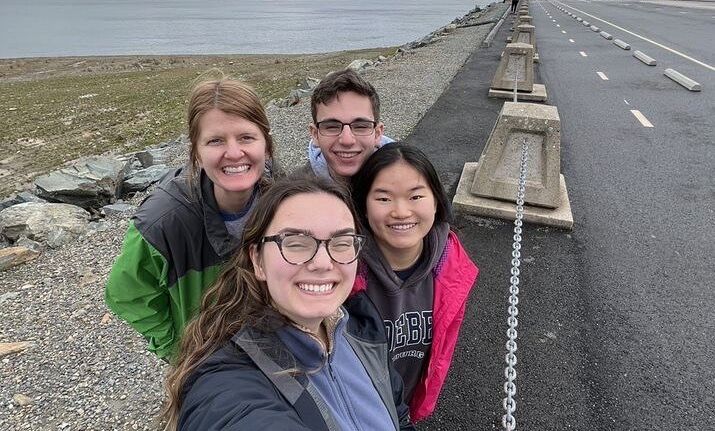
[0,3,508,430]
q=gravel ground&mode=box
[0,4,507,430]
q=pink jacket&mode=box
[352,231,479,421]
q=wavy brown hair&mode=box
[160,174,358,430]
[186,73,275,188]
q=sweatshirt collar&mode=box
[362,221,450,291]
[199,170,243,257]
[277,308,347,370]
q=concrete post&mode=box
[471,102,562,208]
[490,43,535,92]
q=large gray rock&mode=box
[0,202,91,247]
[122,164,172,193]
[134,147,174,168]
[297,77,320,91]
[347,59,373,72]
[17,192,46,204]
[285,88,313,106]
[34,156,130,209]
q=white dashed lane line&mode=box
[597,72,609,80]
[580,51,588,57]
[631,110,654,128]
[553,0,715,71]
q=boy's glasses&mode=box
[315,120,377,136]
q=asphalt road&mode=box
[411,2,714,429]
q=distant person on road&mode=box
[105,76,276,361]
[511,0,519,14]
[306,68,394,184]
[161,175,414,431]
[350,143,479,421]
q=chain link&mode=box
[502,137,528,431]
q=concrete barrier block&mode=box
[600,31,613,40]
[590,25,600,32]
[613,39,631,50]
[454,165,574,229]
[633,50,656,66]
[490,42,535,92]
[518,15,533,25]
[664,68,702,91]
[469,102,563,208]
[512,23,536,47]
[489,84,548,102]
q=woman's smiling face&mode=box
[366,160,437,268]
[250,192,357,332]
[196,108,267,212]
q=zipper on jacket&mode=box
[326,356,362,431]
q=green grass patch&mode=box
[0,48,396,197]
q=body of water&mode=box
[0,0,487,59]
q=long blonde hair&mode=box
[161,175,359,430]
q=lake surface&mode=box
[0,0,488,59]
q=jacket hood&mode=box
[361,222,450,292]
[307,135,396,179]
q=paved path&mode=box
[640,0,715,10]
[411,2,713,429]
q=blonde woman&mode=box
[106,77,275,360]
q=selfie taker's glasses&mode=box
[261,233,365,265]
[315,120,377,136]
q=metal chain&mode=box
[502,137,528,431]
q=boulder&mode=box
[347,59,373,72]
[0,246,40,271]
[297,77,320,91]
[285,88,313,106]
[134,147,174,168]
[0,195,21,212]
[15,236,44,253]
[34,156,130,209]
[0,202,91,247]
[123,164,172,193]
[17,191,46,204]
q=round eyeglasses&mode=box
[260,233,365,265]
[315,120,377,136]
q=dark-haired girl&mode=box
[351,142,479,421]
[162,175,414,430]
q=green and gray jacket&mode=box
[105,168,259,359]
